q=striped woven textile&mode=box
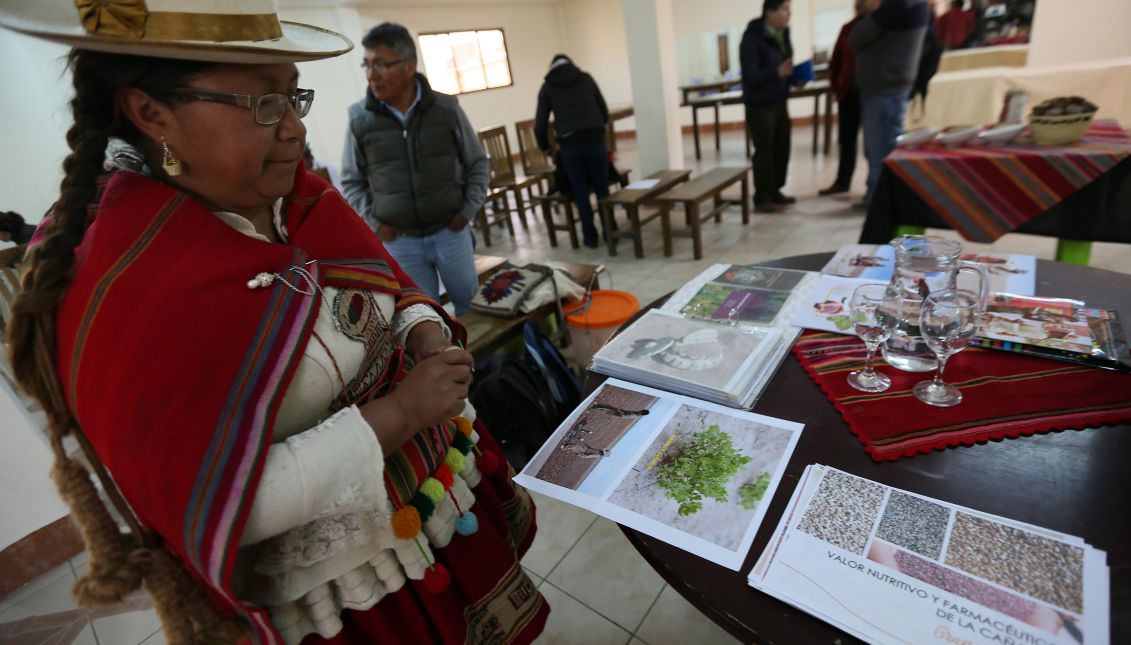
[792,331,1131,461]
[886,119,1131,242]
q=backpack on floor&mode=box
[522,322,581,422]
[469,352,557,470]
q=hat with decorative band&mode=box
[0,0,353,63]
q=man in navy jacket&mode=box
[740,0,797,213]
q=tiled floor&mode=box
[2,127,1127,645]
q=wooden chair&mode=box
[515,119,555,195]
[476,125,540,246]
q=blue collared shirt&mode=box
[381,79,422,123]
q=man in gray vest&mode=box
[342,22,489,314]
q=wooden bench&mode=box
[599,170,692,259]
[530,170,633,250]
[458,260,601,361]
[655,166,752,260]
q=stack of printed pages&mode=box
[592,264,815,408]
[590,310,785,408]
[749,465,1110,645]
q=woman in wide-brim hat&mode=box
[1,1,548,643]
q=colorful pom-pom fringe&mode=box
[423,563,451,593]
[419,477,445,504]
[453,416,473,437]
[391,507,421,540]
[445,449,466,473]
[476,450,500,475]
[435,464,455,489]
[455,511,479,536]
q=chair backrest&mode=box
[514,119,553,176]
[477,125,517,187]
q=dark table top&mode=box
[597,253,1131,644]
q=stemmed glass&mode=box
[847,284,898,393]
[914,289,980,407]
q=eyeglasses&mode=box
[361,58,409,73]
[167,88,315,125]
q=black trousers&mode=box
[747,104,791,202]
[835,91,862,188]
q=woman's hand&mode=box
[359,346,475,454]
[405,321,449,364]
[394,347,475,429]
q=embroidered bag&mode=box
[469,263,554,317]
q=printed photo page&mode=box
[748,465,1109,645]
[821,244,1038,296]
[590,310,785,407]
[660,264,817,331]
[514,379,804,570]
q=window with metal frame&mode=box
[418,28,513,95]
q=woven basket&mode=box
[1028,111,1096,146]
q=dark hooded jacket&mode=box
[740,17,794,108]
[534,61,609,152]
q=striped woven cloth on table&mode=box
[791,330,1131,461]
[885,119,1131,242]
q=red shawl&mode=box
[54,167,465,643]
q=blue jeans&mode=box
[383,225,478,315]
[558,142,611,247]
[861,92,909,203]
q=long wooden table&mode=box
[602,253,1131,643]
[600,169,692,259]
[683,80,833,160]
[655,165,751,260]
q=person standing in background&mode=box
[850,0,929,208]
[740,0,798,213]
[936,0,975,50]
[341,22,488,315]
[534,54,611,249]
[819,0,878,197]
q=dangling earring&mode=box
[161,136,181,177]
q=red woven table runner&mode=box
[886,119,1131,243]
[792,331,1131,461]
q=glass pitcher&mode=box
[882,235,989,372]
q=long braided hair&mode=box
[7,49,245,644]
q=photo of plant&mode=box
[714,266,808,292]
[680,284,791,325]
[607,404,794,550]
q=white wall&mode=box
[1028,0,1131,69]
[0,31,72,225]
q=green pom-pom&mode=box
[445,450,466,473]
[420,478,445,504]
[411,490,435,522]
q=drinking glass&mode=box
[914,289,980,407]
[847,284,897,393]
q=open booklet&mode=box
[590,310,788,408]
[749,465,1110,645]
[514,379,803,570]
[660,264,815,328]
[974,293,1131,372]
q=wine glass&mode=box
[846,284,897,393]
[914,289,980,407]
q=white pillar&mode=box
[622,0,684,175]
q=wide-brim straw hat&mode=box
[0,0,352,63]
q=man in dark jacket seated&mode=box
[741,0,799,213]
[534,55,611,249]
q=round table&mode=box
[595,253,1131,643]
